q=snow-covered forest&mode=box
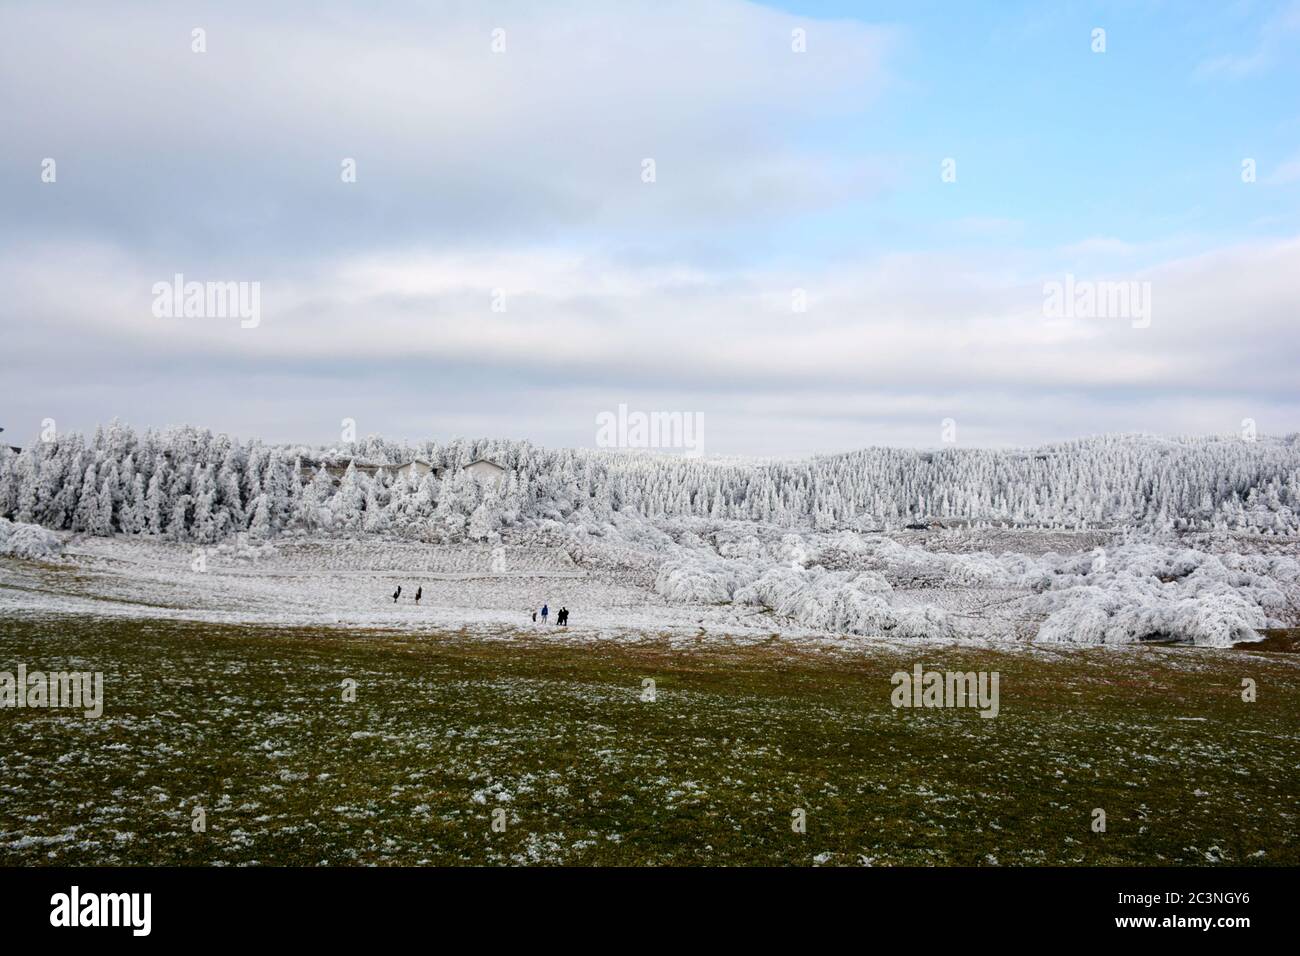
[2,422,1298,541]
[3,422,1298,648]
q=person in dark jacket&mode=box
[558,607,569,626]
[531,609,537,623]
[393,585,402,603]
[541,603,549,623]
[414,586,422,605]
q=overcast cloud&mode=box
[2,0,1297,455]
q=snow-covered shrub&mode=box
[779,534,810,567]
[847,535,1018,587]
[0,518,63,560]
[1035,585,1266,647]
[652,546,950,639]
[943,552,1016,587]
[651,532,1294,646]
[654,552,753,604]
[810,531,869,570]
[717,534,764,560]
[732,565,947,638]
[1026,543,1296,646]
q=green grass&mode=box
[1,616,1296,865]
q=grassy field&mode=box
[0,615,1296,866]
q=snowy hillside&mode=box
[4,423,1299,539]
[2,423,1298,647]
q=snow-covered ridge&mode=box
[2,424,1298,542]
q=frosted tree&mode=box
[93,462,119,536]
[44,441,83,529]
[262,450,295,533]
[435,468,482,542]
[362,480,389,534]
[383,474,413,528]
[243,444,265,505]
[331,462,366,532]
[468,481,503,542]
[168,494,192,541]
[248,493,273,541]
[144,466,169,536]
[190,467,219,543]
[119,472,147,535]
[216,449,246,530]
[0,448,16,519]
[71,463,100,533]
[12,449,39,524]
[297,466,336,532]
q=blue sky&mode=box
[758,0,1300,267]
[1,0,1297,455]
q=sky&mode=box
[1,0,1298,457]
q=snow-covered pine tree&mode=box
[71,463,100,533]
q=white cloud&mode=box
[0,0,894,254]
[1062,237,1137,256]
[4,234,1298,451]
[1195,0,1300,78]
[1265,153,1300,185]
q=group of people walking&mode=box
[386,585,569,627]
[386,585,568,626]
[391,584,422,604]
[532,603,569,626]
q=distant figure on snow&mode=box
[414,586,422,605]
[541,603,549,623]
[558,607,569,626]
[531,609,537,623]
[393,585,402,604]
